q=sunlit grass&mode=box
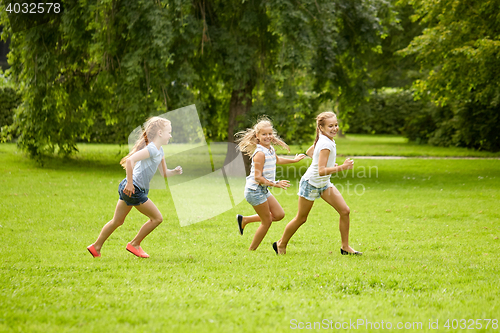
[1,143,499,332]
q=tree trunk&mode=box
[226,80,254,176]
[335,97,346,138]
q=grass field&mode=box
[287,134,500,157]
[1,141,499,332]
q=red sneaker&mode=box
[126,243,149,258]
[87,244,101,258]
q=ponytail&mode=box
[314,112,336,147]
[120,117,171,168]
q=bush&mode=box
[451,102,500,152]
[347,88,431,136]
[0,86,21,128]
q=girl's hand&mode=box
[335,163,338,167]
[124,183,135,196]
[174,166,183,175]
[274,180,291,189]
[342,158,354,170]
[294,154,306,162]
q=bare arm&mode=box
[158,157,168,177]
[158,157,182,178]
[253,152,289,189]
[276,153,306,165]
[306,145,314,158]
[124,148,151,195]
[317,149,354,176]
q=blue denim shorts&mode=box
[118,179,149,206]
[244,185,272,206]
[298,178,333,201]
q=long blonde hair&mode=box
[235,116,290,156]
[314,111,337,147]
[120,116,171,168]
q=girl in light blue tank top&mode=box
[235,117,306,251]
[87,117,183,259]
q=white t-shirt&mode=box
[302,134,336,188]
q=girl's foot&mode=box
[87,244,101,258]
[340,246,362,255]
[236,214,244,235]
[126,243,150,258]
[275,240,286,255]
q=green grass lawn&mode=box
[1,142,499,332]
[286,134,500,157]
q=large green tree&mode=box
[401,0,500,151]
[1,0,394,160]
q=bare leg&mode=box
[92,200,133,254]
[129,199,163,249]
[277,197,314,254]
[248,200,275,251]
[320,186,358,253]
[242,195,285,229]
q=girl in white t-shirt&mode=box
[273,112,362,255]
[235,117,305,250]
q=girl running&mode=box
[235,117,305,250]
[273,111,362,255]
[87,117,182,258]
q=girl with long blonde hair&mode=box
[273,112,362,255]
[87,116,182,258]
[235,117,305,250]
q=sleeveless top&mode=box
[245,144,277,190]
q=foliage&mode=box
[0,0,395,160]
[0,85,21,141]
[347,88,423,135]
[0,0,182,160]
[366,1,424,90]
[401,0,500,151]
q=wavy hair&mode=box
[235,116,289,156]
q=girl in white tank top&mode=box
[235,117,305,251]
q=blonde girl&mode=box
[87,117,182,258]
[273,112,362,255]
[235,117,305,250]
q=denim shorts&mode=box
[298,178,333,201]
[118,179,149,206]
[244,185,272,206]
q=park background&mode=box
[1,0,499,332]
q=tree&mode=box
[401,0,500,151]
[1,0,181,159]
[0,0,394,161]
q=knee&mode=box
[340,205,350,217]
[152,215,163,226]
[296,216,308,225]
[273,212,285,222]
[261,218,272,228]
[112,218,125,227]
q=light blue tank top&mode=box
[132,142,164,190]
